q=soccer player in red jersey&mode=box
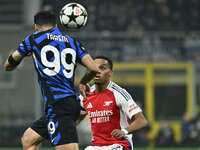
[77,55,148,150]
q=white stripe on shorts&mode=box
[84,144,124,150]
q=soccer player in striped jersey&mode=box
[4,11,99,150]
[77,56,148,150]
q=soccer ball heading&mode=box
[60,3,88,30]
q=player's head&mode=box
[93,55,113,85]
[94,55,113,70]
[34,11,57,31]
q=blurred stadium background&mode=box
[0,0,200,149]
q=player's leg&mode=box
[22,116,48,150]
[21,127,45,150]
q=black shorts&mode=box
[30,96,80,146]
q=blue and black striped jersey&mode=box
[17,28,88,111]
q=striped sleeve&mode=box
[17,35,33,56]
[112,84,142,119]
[75,41,88,63]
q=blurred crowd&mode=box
[42,0,200,63]
[91,0,200,32]
[42,0,200,32]
[180,112,200,147]
[133,112,200,147]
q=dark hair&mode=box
[34,11,56,26]
[94,55,113,70]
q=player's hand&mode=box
[79,83,90,100]
[111,129,125,140]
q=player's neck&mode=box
[38,26,55,31]
[95,80,110,93]
[35,25,56,31]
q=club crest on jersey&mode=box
[86,102,93,108]
[103,101,113,106]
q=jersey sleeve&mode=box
[17,35,33,56]
[79,95,87,115]
[115,89,142,119]
[75,41,88,63]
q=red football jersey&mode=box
[80,81,142,150]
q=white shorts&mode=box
[84,144,124,150]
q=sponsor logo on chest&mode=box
[85,99,114,123]
[88,109,113,123]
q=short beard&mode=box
[94,81,101,85]
[94,80,107,85]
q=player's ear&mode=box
[108,70,113,77]
[35,24,38,31]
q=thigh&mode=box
[30,115,49,139]
[22,127,45,145]
[23,116,48,145]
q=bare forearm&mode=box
[4,60,17,71]
[126,113,148,134]
[111,112,147,139]
[79,54,99,98]
[4,51,24,71]
[80,54,99,84]
[126,118,147,134]
[4,55,21,71]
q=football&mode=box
[60,3,88,30]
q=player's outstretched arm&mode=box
[80,54,99,84]
[79,54,99,99]
[111,112,148,139]
[126,112,148,133]
[4,51,24,71]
